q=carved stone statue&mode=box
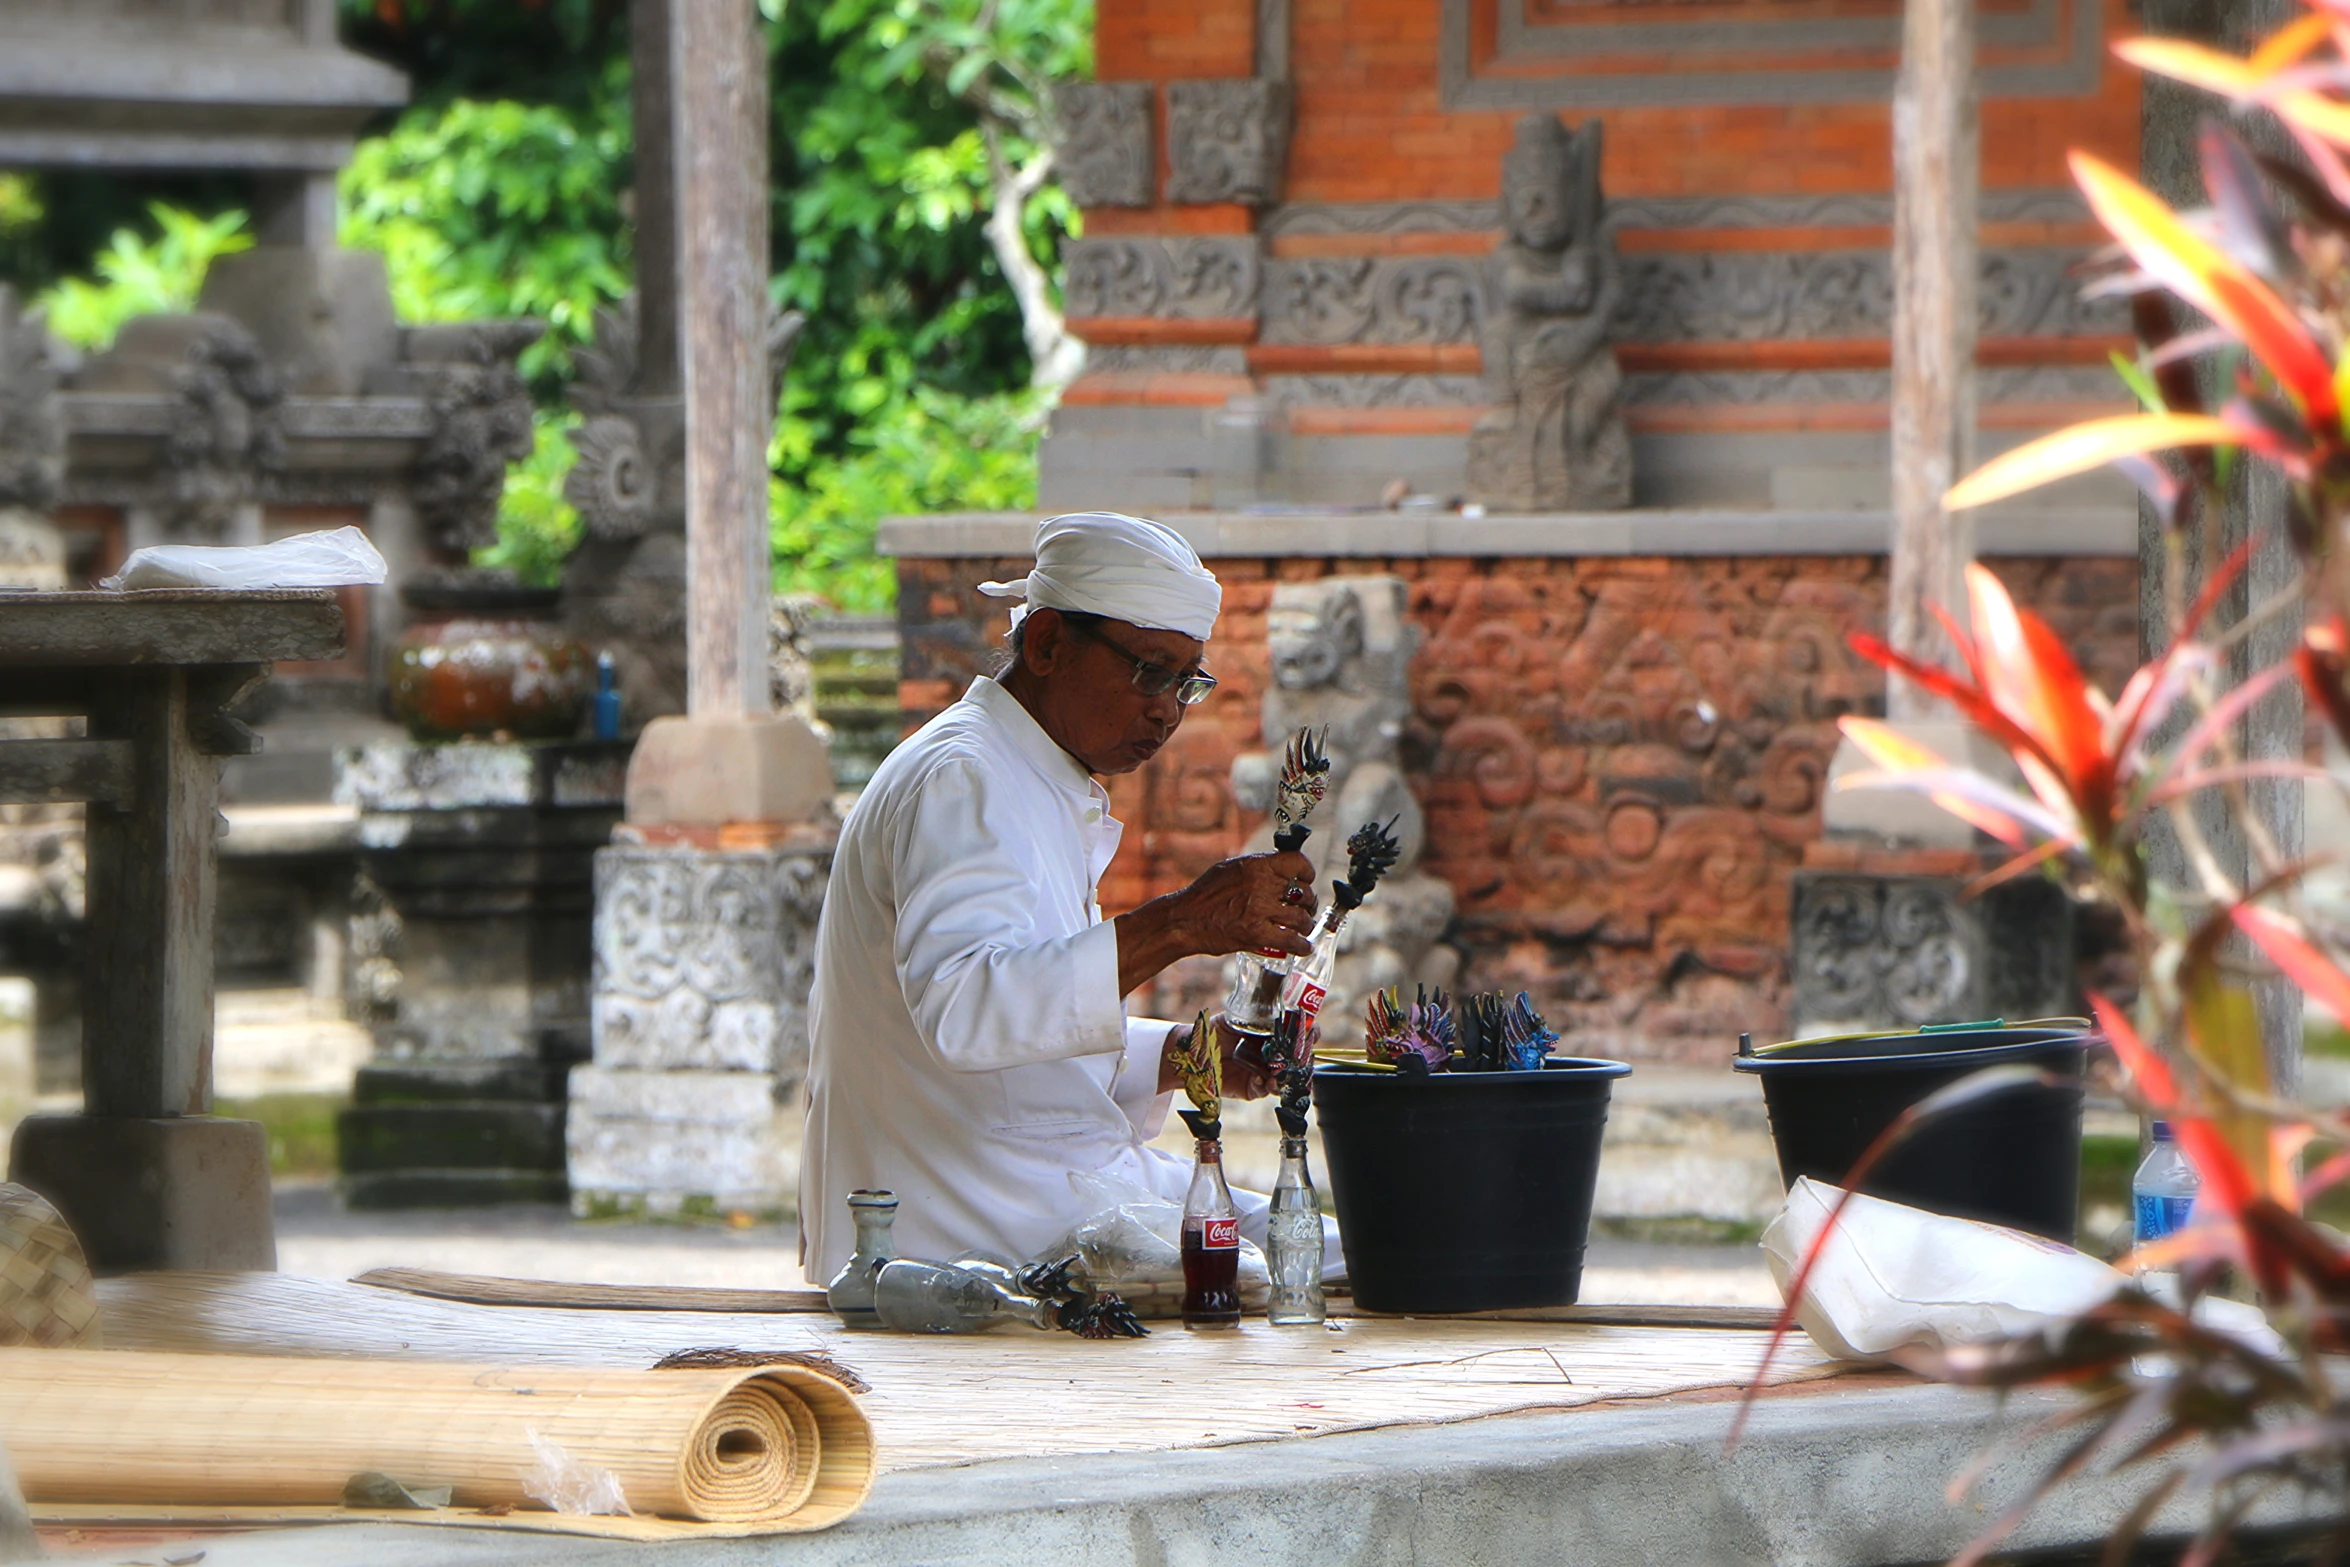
[1230,577,1458,1039]
[561,293,803,729]
[404,320,544,559]
[1467,115,1633,512]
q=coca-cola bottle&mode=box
[1180,1136,1242,1329]
[1280,890,1358,1030]
[1265,1135,1326,1326]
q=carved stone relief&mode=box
[0,288,63,517]
[143,314,288,541]
[1064,237,1263,320]
[1053,83,1155,208]
[1260,257,1484,345]
[404,320,543,558]
[1165,79,1292,207]
[569,839,835,1213]
[1260,373,1487,408]
[1469,115,1631,510]
[1791,873,2074,1033]
[1078,345,1252,375]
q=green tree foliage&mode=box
[36,203,253,349]
[338,88,634,389]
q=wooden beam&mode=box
[0,590,343,667]
[81,670,220,1118]
[671,0,773,719]
[1886,0,1980,719]
[0,738,135,807]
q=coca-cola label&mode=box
[1203,1216,1238,1249]
[1294,980,1327,1021]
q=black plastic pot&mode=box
[1732,1025,2091,1242]
[1312,1057,1632,1314]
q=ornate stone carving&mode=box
[1260,256,1483,346]
[1261,373,1486,408]
[153,315,287,541]
[0,288,64,517]
[1079,345,1253,375]
[1053,83,1155,208]
[1064,237,1262,320]
[405,320,544,558]
[1230,577,1458,1034]
[1613,248,2124,343]
[1791,873,2074,1033]
[1260,189,2089,238]
[1468,115,1631,511]
[1165,79,1292,207]
[569,838,836,1214]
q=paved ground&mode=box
[271,1182,1782,1306]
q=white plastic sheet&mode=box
[1761,1177,2277,1362]
[101,526,387,591]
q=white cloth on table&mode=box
[800,675,1337,1284]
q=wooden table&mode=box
[0,589,344,1270]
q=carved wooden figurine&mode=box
[1467,115,1633,512]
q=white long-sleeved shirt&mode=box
[799,676,1188,1281]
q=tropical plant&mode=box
[34,203,252,349]
[1760,7,2350,1560]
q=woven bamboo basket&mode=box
[0,1348,874,1532]
[0,1184,99,1349]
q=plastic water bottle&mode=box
[2132,1121,2200,1248]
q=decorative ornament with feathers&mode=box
[1271,727,1332,852]
[1331,816,1402,912]
[1175,1008,1223,1141]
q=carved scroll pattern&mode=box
[1054,83,1155,208]
[1064,238,1263,320]
[1165,80,1292,207]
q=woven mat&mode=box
[0,1184,99,1349]
[97,1272,1840,1475]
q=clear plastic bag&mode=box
[1030,1167,1268,1318]
[102,525,387,591]
[520,1429,632,1517]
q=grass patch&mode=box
[1590,1215,1766,1247]
[214,1093,345,1180]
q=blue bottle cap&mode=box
[2149,1120,2173,1142]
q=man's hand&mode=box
[1158,1014,1276,1101]
[1112,850,1317,996]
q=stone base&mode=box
[567,835,833,1215]
[8,1114,275,1274]
[337,1059,569,1210]
[624,714,833,827]
[566,1066,800,1217]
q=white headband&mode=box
[976,512,1221,642]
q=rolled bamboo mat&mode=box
[0,1347,875,1539]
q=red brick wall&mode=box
[899,552,2139,1061]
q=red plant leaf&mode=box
[1968,564,2111,810]
[1942,414,2259,512]
[2233,904,2350,1020]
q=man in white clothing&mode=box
[801,513,1330,1283]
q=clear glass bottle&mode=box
[1266,1135,1326,1326]
[1181,1138,1242,1329]
[871,1258,1054,1333]
[1225,945,1296,1036]
[824,1188,898,1330]
[2132,1121,2201,1249]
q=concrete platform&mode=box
[25,1379,2318,1567]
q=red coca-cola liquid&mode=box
[1181,1217,1242,1329]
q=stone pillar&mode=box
[334,738,628,1207]
[567,0,837,1217]
[566,830,831,1216]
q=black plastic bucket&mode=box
[1312,1057,1632,1314]
[1732,1025,2091,1242]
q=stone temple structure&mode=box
[888,0,2142,1060]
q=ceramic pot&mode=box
[388,580,592,741]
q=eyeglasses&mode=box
[1068,620,1219,706]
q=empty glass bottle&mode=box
[871,1258,1055,1333]
[824,1189,899,1329]
[1266,1136,1326,1326]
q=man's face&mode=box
[1019,610,1206,775]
